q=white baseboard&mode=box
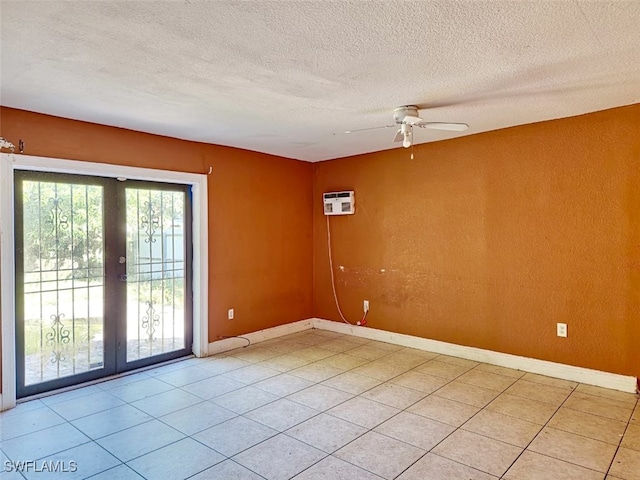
[203,316,637,393]
[311,318,638,394]
[208,319,313,355]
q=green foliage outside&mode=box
[22,181,104,278]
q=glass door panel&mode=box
[16,174,111,396]
[125,187,188,363]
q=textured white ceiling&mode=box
[1,1,639,161]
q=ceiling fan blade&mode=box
[345,124,395,134]
[402,115,424,125]
[392,129,403,143]
[420,122,469,132]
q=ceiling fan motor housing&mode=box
[393,105,420,124]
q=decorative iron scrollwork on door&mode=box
[46,313,71,365]
[141,301,160,342]
[140,200,160,244]
[48,196,69,230]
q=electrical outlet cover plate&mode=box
[557,323,567,337]
[228,308,234,320]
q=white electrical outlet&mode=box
[363,300,369,313]
[557,323,567,338]
[228,308,234,320]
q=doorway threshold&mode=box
[18,354,195,404]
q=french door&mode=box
[15,171,193,398]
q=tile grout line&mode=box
[213,342,438,479]
[603,396,639,478]
[277,349,476,479]
[3,334,342,477]
[559,393,638,424]
[4,352,268,477]
[310,345,631,478]
[493,380,620,479]
[338,354,528,478]
[387,364,523,479]
[193,334,366,478]
[122,334,375,478]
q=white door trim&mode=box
[0,153,209,410]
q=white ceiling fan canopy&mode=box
[393,105,469,131]
[393,106,422,125]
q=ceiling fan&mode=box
[346,105,469,148]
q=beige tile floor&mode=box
[1,330,639,480]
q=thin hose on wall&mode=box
[326,215,368,326]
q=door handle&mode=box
[119,274,128,282]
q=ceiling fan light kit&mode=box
[401,123,412,148]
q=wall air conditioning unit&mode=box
[323,191,355,215]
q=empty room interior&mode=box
[1,1,639,480]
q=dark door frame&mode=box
[14,171,194,398]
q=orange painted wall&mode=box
[313,104,640,378]
[1,103,638,396]
[0,107,314,391]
